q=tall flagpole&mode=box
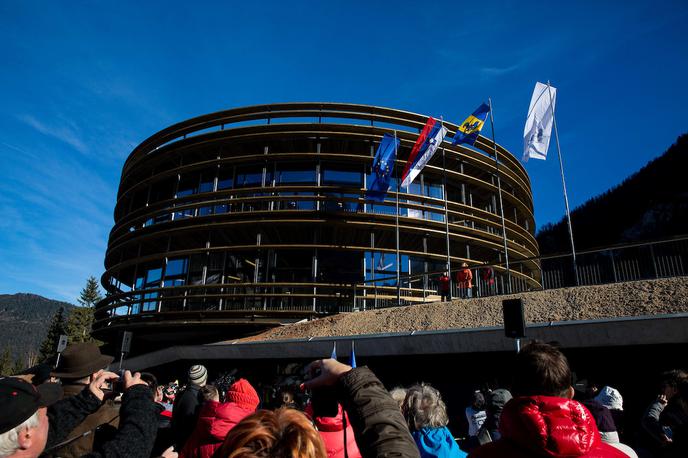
[394,130,401,305]
[442,147,452,300]
[488,98,512,293]
[546,81,578,285]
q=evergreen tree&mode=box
[78,276,103,307]
[38,307,67,361]
[66,276,103,344]
[0,347,14,375]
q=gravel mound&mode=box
[239,277,688,342]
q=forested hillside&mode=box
[0,293,74,362]
[537,134,688,254]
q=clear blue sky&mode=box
[1,1,686,302]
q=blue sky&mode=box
[1,1,687,302]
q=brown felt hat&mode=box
[51,342,114,379]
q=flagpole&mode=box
[394,130,401,305]
[488,98,512,293]
[441,148,452,301]
[546,81,578,285]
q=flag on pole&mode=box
[350,341,357,368]
[366,133,399,202]
[331,342,337,360]
[523,82,557,162]
[400,117,447,188]
[452,103,490,146]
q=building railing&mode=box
[94,235,688,330]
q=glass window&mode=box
[321,167,362,186]
[165,258,188,277]
[177,173,199,197]
[424,180,444,199]
[275,166,317,185]
[235,166,264,188]
[217,167,233,190]
[198,170,214,193]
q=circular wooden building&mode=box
[94,103,539,347]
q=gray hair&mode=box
[403,383,449,431]
[389,387,407,410]
[0,411,40,457]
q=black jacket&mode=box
[45,385,159,458]
[171,384,204,449]
[336,367,420,458]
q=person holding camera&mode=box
[0,368,160,458]
[45,343,120,458]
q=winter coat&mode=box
[172,384,204,449]
[44,383,120,458]
[180,378,260,458]
[335,366,420,458]
[46,385,158,458]
[456,269,472,289]
[307,404,362,458]
[412,426,467,458]
[469,396,628,458]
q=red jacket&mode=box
[180,379,259,458]
[307,404,362,458]
[469,396,628,458]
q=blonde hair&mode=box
[403,383,449,431]
[214,408,326,458]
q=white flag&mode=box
[523,82,556,162]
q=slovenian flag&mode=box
[400,117,447,188]
[453,103,490,146]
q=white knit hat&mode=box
[594,386,623,411]
[188,365,208,386]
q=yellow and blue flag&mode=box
[452,103,490,146]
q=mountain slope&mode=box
[537,134,688,254]
[0,293,75,360]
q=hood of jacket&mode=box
[195,400,256,441]
[412,426,466,458]
[500,396,604,457]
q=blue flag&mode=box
[367,133,399,201]
[350,341,357,368]
[453,103,490,146]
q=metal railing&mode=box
[95,235,688,328]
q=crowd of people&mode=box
[1,341,686,458]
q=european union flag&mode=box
[453,103,490,146]
[366,133,399,202]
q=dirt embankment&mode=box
[238,277,688,343]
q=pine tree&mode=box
[0,347,15,375]
[78,276,103,307]
[38,307,67,361]
[66,276,103,344]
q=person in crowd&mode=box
[213,408,327,458]
[595,386,626,437]
[46,342,120,458]
[469,341,629,457]
[279,387,298,410]
[0,370,161,458]
[456,263,472,299]
[480,265,495,296]
[172,364,208,450]
[180,379,260,458]
[140,373,176,457]
[390,387,408,410]
[403,383,467,458]
[464,391,486,451]
[659,378,688,458]
[638,370,687,456]
[579,397,637,457]
[438,272,450,302]
[305,403,362,458]
[475,389,511,445]
[214,358,419,457]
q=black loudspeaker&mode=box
[502,298,526,338]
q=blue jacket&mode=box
[412,426,467,458]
